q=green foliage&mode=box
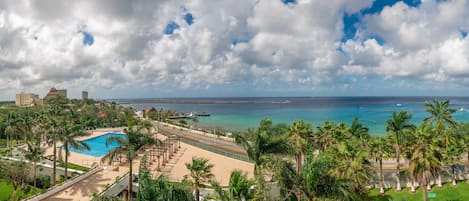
[137,154,194,201]
[57,162,91,172]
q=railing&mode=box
[91,173,130,200]
[25,166,103,201]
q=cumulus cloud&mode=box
[0,0,468,99]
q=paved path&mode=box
[156,122,247,155]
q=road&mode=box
[154,121,250,160]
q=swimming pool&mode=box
[62,133,125,157]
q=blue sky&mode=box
[1,0,469,100]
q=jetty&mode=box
[168,112,210,119]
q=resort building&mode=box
[82,91,89,100]
[44,87,67,100]
[15,92,40,106]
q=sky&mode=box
[1,0,469,100]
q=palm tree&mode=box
[58,122,90,180]
[408,123,442,201]
[288,120,313,200]
[424,99,457,187]
[288,120,313,174]
[315,121,343,152]
[101,126,156,201]
[349,117,370,144]
[213,170,254,201]
[234,119,290,199]
[386,111,415,191]
[45,116,61,186]
[0,160,30,200]
[327,140,372,196]
[24,137,45,188]
[424,99,457,142]
[443,135,463,186]
[184,157,214,201]
[369,136,392,194]
[4,111,17,148]
[135,154,193,201]
[228,170,254,201]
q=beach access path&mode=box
[155,122,247,157]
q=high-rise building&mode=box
[44,88,67,100]
[15,93,39,106]
[82,91,88,100]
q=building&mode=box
[44,88,67,100]
[15,93,40,106]
[82,91,88,100]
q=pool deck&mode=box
[43,128,254,200]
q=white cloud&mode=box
[1,0,469,99]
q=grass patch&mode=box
[0,179,42,201]
[369,182,469,201]
[57,162,90,172]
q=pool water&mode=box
[62,133,125,157]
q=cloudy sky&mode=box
[1,0,469,100]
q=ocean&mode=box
[115,97,469,136]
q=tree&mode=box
[385,111,415,191]
[424,99,457,187]
[184,157,214,201]
[24,137,45,188]
[326,140,372,196]
[349,118,371,147]
[0,160,30,200]
[58,122,90,180]
[45,117,61,186]
[101,125,156,201]
[4,111,17,148]
[315,121,343,152]
[234,119,290,200]
[408,123,442,201]
[369,136,392,194]
[287,120,313,200]
[424,99,457,146]
[213,170,254,201]
[136,154,193,201]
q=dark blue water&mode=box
[116,97,469,136]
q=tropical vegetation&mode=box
[2,97,469,201]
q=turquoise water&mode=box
[62,133,125,157]
[120,97,469,136]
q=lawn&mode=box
[0,179,42,201]
[369,182,469,201]
[57,162,90,172]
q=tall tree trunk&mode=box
[128,158,133,201]
[437,173,442,188]
[196,188,200,201]
[296,153,302,200]
[379,159,384,194]
[33,162,37,188]
[64,148,68,180]
[452,165,457,186]
[396,145,402,191]
[410,176,416,193]
[52,142,57,185]
[423,180,428,201]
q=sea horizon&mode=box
[115,96,469,136]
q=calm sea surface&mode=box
[115,97,469,136]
